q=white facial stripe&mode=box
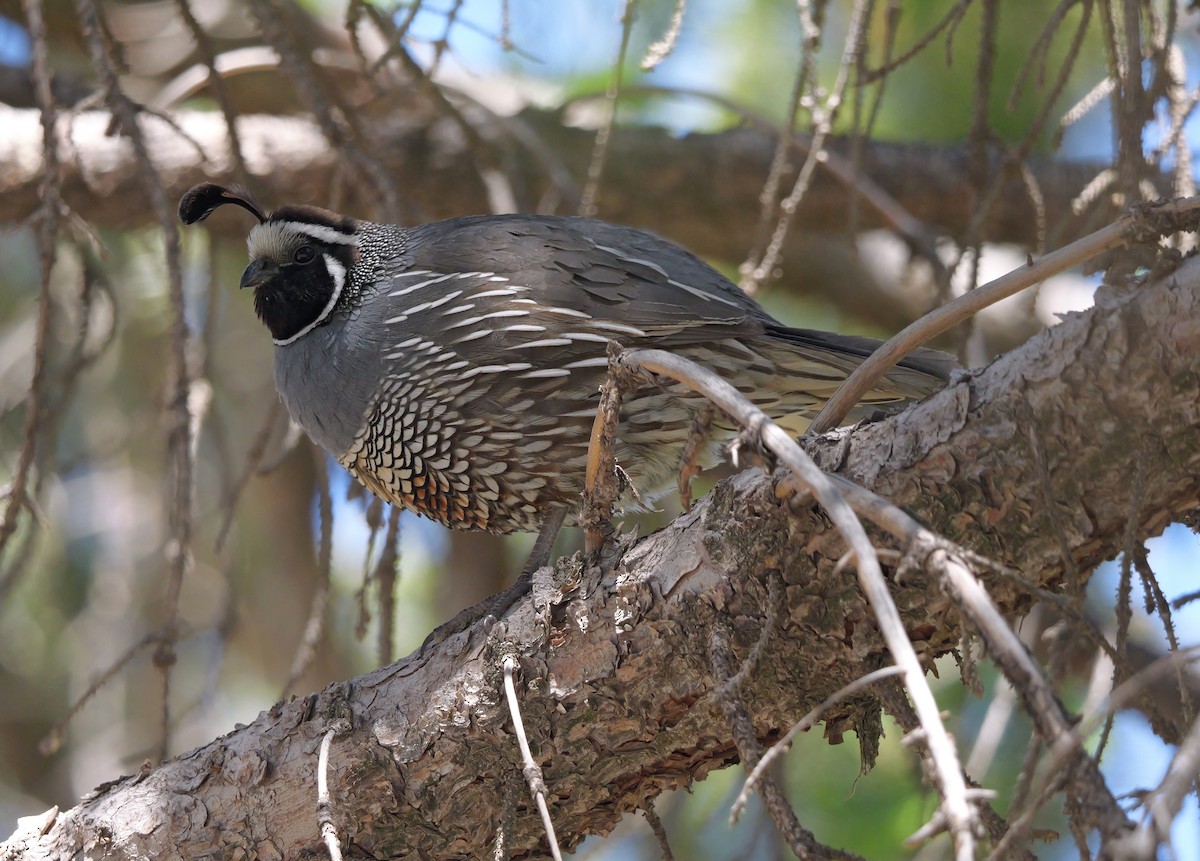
[273,253,345,347]
[277,221,359,245]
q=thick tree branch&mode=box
[0,104,1121,250]
[4,242,1197,858]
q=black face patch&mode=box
[251,254,335,343]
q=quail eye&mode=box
[293,245,316,265]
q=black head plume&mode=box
[178,183,267,225]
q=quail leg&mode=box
[521,506,568,577]
[417,507,568,655]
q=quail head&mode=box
[179,183,952,536]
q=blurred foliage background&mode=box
[0,1,1198,858]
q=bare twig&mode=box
[730,665,906,824]
[641,0,686,71]
[216,399,284,552]
[677,404,713,513]
[39,629,169,755]
[281,446,334,697]
[858,0,974,84]
[641,803,676,861]
[0,0,61,581]
[75,0,195,762]
[1140,711,1200,847]
[582,345,635,554]
[808,195,1200,434]
[501,656,564,861]
[740,0,871,294]
[710,624,863,861]
[171,0,250,184]
[317,719,352,861]
[374,506,402,666]
[579,0,636,217]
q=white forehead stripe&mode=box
[247,221,357,259]
[277,220,359,245]
[273,253,346,347]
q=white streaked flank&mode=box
[388,272,454,298]
[452,329,493,344]
[383,290,464,324]
[589,320,647,337]
[504,324,546,333]
[520,368,571,379]
[515,338,572,349]
[445,309,530,330]
[460,363,533,378]
[563,356,611,369]
[539,306,592,319]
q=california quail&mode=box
[180,183,952,538]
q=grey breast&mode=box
[273,304,383,459]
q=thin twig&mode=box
[501,656,564,861]
[677,404,713,513]
[582,345,634,553]
[710,624,864,861]
[172,0,250,184]
[1141,711,1200,847]
[579,0,636,217]
[216,399,284,552]
[39,629,169,755]
[375,506,402,666]
[730,665,906,824]
[641,0,686,71]
[0,0,61,578]
[857,0,974,84]
[317,719,351,861]
[76,0,195,763]
[740,0,871,294]
[641,803,676,861]
[281,446,334,697]
[808,195,1200,434]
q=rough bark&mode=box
[3,242,1197,859]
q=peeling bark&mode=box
[4,247,1197,859]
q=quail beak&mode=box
[239,258,281,291]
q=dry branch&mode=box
[0,104,1124,250]
[4,233,1198,860]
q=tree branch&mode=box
[0,104,1125,250]
[4,235,1197,858]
